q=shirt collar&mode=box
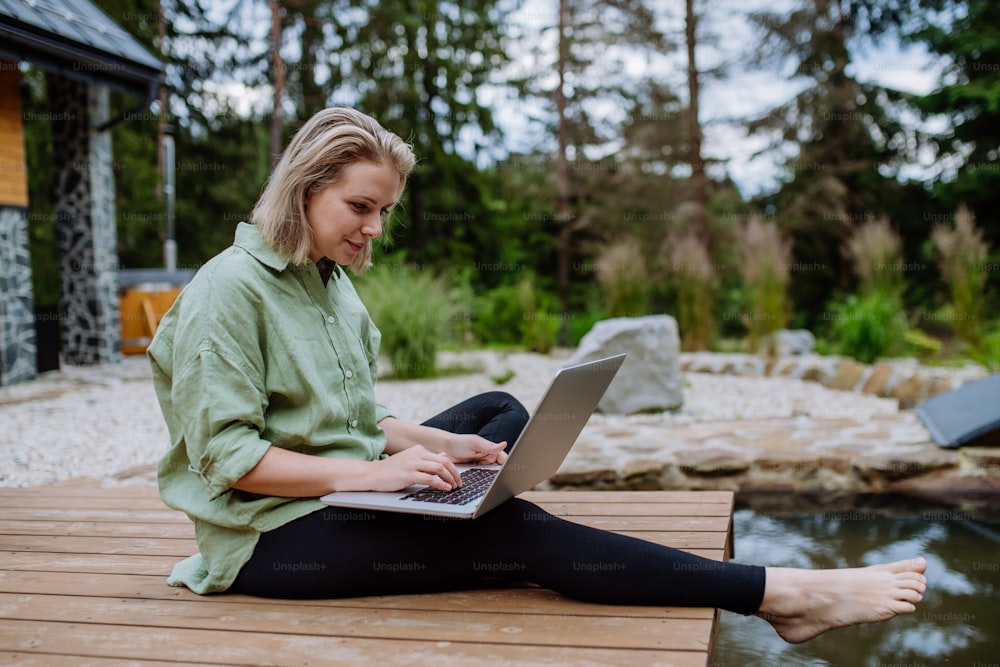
[233,222,343,283]
[232,222,291,272]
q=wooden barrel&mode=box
[119,284,183,354]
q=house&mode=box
[0,0,162,385]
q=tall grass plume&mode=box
[668,232,717,350]
[931,205,989,345]
[734,216,790,352]
[595,237,651,317]
[845,216,904,297]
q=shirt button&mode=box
[326,315,336,324]
[344,369,353,378]
[350,419,358,428]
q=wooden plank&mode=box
[0,496,173,510]
[0,536,196,557]
[0,548,721,577]
[0,532,721,560]
[0,530,724,556]
[0,508,190,523]
[0,527,722,556]
[0,652,219,667]
[0,548,722,574]
[520,501,733,517]
[0,481,155,496]
[0,520,195,539]
[0,481,152,496]
[526,490,734,504]
[0,552,179,576]
[570,515,730,532]
[0,619,709,667]
[0,494,733,516]
[0,570,717,619]
[0,513,725,535]
[0,593,714,651]
[0,512,727,534]
[0,486,732,504]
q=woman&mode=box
[149,106,927,644]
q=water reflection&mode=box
[714,494,1000,667]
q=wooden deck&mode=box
[0,482,735,667]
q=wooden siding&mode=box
[0,60,28,208]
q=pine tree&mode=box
[908,0,1000,251]
[745,0,913,327]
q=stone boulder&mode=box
[568,315,684,414]
[769,329,816,356]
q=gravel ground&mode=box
[0,349,899,488]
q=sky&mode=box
[486,0,949,199]
[197,0,950,201]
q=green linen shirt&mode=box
[148,222,393,594]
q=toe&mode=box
[890,599,917,615]
[882,557,927,575]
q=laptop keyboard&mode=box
[401,468,499,505]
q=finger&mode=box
[418,472,454,491]
[440,455,463,487]
[480,441,507,465]
[427,453,461,488]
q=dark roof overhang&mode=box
[0,0,162,100]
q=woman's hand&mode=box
[444,433,508,466]
[366,445,463,492]
[379,417,508,467]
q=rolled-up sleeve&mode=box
[172,348,273,501]
[374,402,394,424]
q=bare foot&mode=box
[756,557,928,644]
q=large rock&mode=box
[769,329,817,356]
[568,315,684,414]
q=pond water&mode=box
[714,494,1000,667]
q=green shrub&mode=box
[828,291,907,364]
[568,309,607,347]
[515,278,560,353]
[903,328,943,360]
[473,283,523,346]
[562,285,608,346]
[521,310,562,353]
[354,266,466,379]
[969,322,1000,371]
[473,277,561,353]
[490,369,516,385]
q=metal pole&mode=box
[163,131,176,272]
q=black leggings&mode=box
[230,391,766,614]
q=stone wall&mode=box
[680,351,990,408]
[544,411,1000,505]
[0,206,37,385]
[48,75,121,366]
[540,352,999,503]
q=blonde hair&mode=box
[251,107,416,273]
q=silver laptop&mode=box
[320,354,625,519]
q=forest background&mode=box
[21,0,1000,377]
